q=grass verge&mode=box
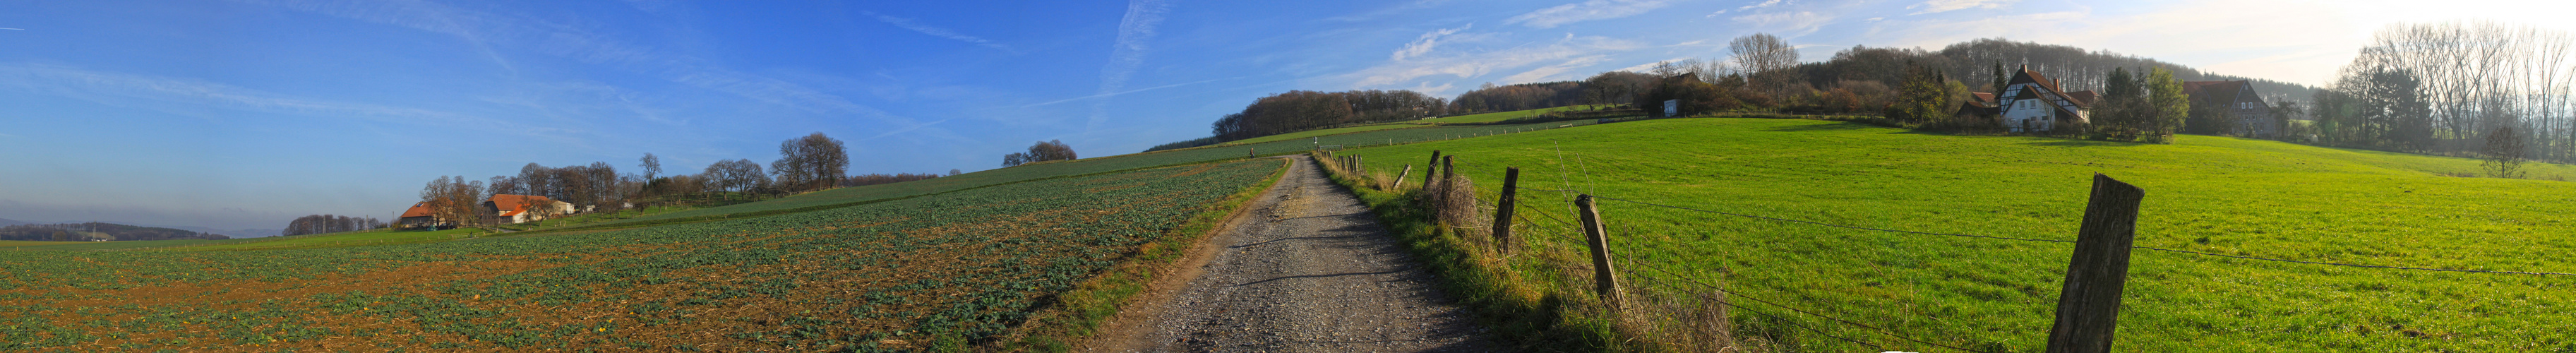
[1307,152,1630,352]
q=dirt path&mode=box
[1089,155,1495,352]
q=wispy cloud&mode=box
[1907,0,2016,16]
[0,63,520,130]
[1507,0,1670,29]
[1613,57,1689,73]
[1087,0,1172,134]
[1348,35,1643,91]
[1708,0,1787,17]
[1499,55,1611,84]
[1732,11,1835,37]
[1391,24,1473,61]
[863,11,1015,53]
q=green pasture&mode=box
[1342,117,2576,352]
[1413,104,1613,124]
[604,119,1591,226]
[1217,124,1426,146]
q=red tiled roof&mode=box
[1971,92,1996,103]
[487,194,560,217]
[2181,80,2247,107]
[2065,90,2099,105]
[400,203,433,218]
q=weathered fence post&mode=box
[1394,164,1413,190]
[1492,167,1521,253]
[1576,194,1622,309]
[1353,156,1364,175]
[2045,174,2146,353]
[1423,150,1442,189]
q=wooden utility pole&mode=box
[2045,174,2146,353]
[1576,194,1622,309]
[1492,167,1521,253]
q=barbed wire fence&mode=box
[1315,148,2576,352]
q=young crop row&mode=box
[0,159,1283,352]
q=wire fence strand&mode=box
[1575,193,2576,277]
[1587,195,2078,244]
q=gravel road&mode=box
[1099,155,1495,352]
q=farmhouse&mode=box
[396,203,441,228]
[2181,80,2275,137]
[486,194,576,225]
[1985,66,2096,133]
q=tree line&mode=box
[0,222,229,241]
[282,215,387,237]
[397,132,953,229]
[2301,20,2576,177]
[1206,90,1451,142]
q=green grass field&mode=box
[604,119,1592,226]
[1341,118,2576,352]
[1217,124,1426,146]
[1411,104,1612,124]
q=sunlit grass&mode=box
[1345,117,2576,352]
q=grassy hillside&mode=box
[1340,118,2576,352]
[1413,104,1611,124]
[603,119,1590,226]
[0,159,1283,351]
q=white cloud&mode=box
[1907,0,2015,16]
[1087,0,1171,134]
[1732,11,1835,37]
[1347,35,1643,91]
[0,64,518,130]
[1500,55,1612,84]
[865,11,1014,53]
[1506,0,1670,29]
[1708,0,1788,17]
[1392,24,1473,61]
[1613,57,1689,73]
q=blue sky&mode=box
[0,0,2558,232]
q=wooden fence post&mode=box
[1394,164,1413,190]
[1423,150,1443,189]
[1353,156,1365,175]
[1492,167,1521,253]
[2045,174,2146,353]
[1576,194,1622,309]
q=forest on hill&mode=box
[1155,37,2322,152]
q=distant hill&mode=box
[0,222,232,241]
[168,226,284,238]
